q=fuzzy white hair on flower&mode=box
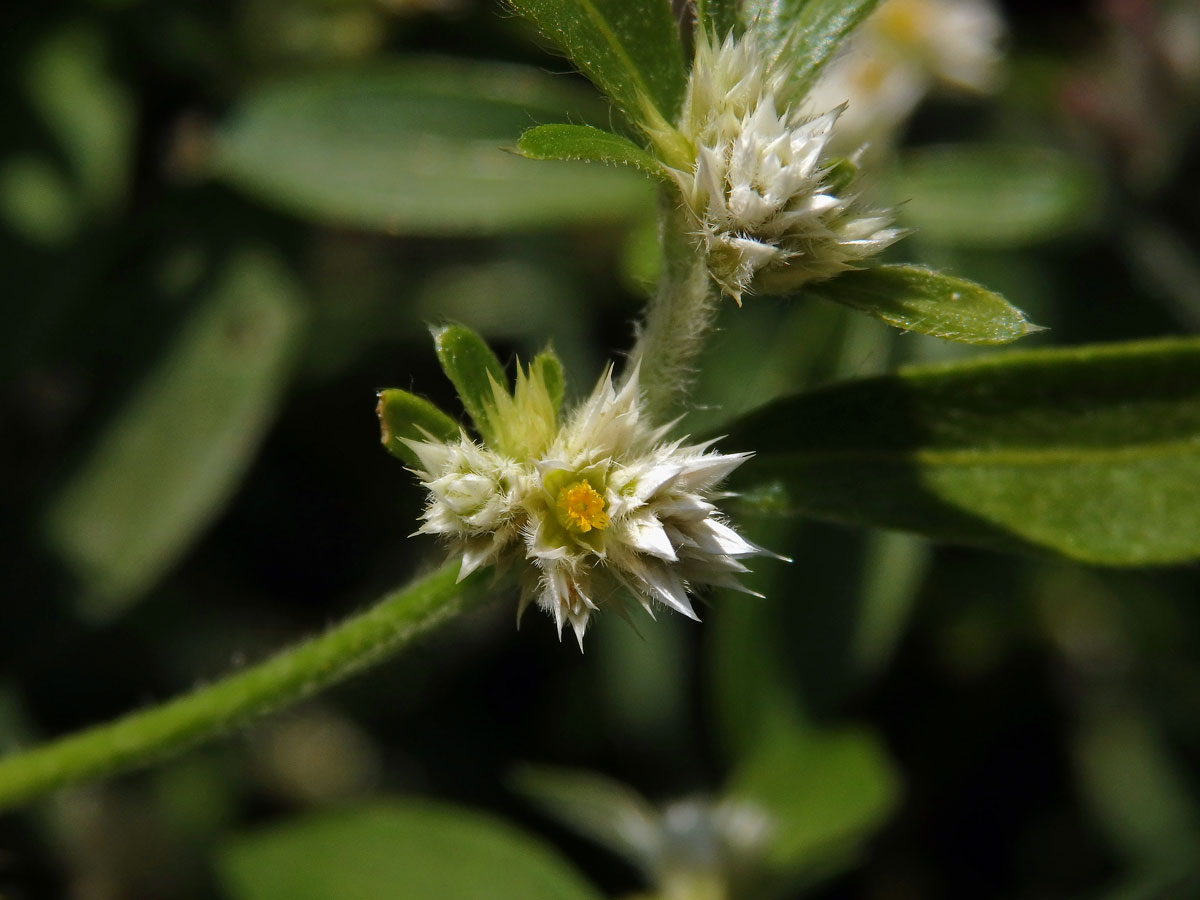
[671,25,906,303]
[404,360,773,648]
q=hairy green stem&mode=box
[0,563,489,811]
[630,195,720,419]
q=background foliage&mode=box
[2,0,1200,897]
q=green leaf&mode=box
[726,337,1200,566]
[894,144,1101,247]
[43,250,306,619]
[726,724,900,878]
[212,61,654,234]
[376,389,460,466]
[741,0,882,95]
[531,348,566,416]
[805,265,1043,345]
[25,24,134,216]
[517,124,670,180]
[510,766,660,874]
[0,155,78,245]
[1074,703,1200,866]
[507,0,687,128]
[696,0,740,39]
[216,800,603,900]
[433,323,508,445]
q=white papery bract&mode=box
[672,26,905,303]
[405,363,768,648]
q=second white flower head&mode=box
[671,25,905,302]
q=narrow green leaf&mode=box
[217,800,603,900]
[531,348,566,416]
[726,337,1200,566]
[1074,703,1200,866]
[517,124,670,180]
[508,0,687,127]
[727,724,900,877]
[895,144,1101,246]
[433,324,508,444]
[44,250,306,619]
[376,389,460,466]
[212,61,654,234]
[25,24,134,216]
[805,265,1042,345]
[742,0,882,95]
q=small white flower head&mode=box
[672,25,905,303]
[808,0,1005,151]
[405,358,771,648]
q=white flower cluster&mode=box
[405,363,769,647]
[671,26,905,303]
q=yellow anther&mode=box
[556,481,610,533]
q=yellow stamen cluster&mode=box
[557,481,610,533]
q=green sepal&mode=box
[531,347,566,417]
[432,324,508,445]
[376,389,460,467]
[516,124,672,182]
[822,156,859,194]
[805,264,1044,345]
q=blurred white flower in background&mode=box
[807,0,1006,152]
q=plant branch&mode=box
[629,193,721,419]
[0,562,490,811]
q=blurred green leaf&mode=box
[727,724,900,878]
[0,155,79,244]
[25,23,134,215]
[517,124,669,180]
[212,61,654,234]
[741,0,881,95]
[850,530,929,677]
[804,265,1042,345]
[433,323,508,445]
[216,800,603,900]
[1098,865,1200,900]
[727,337,1200,566]
[895,144,1101,247]
[1074,702,1200,866]
[708,590,806,761]
[44,250,306,619]
[709,523,927,747]
[507,0,687,128]
[511,765,661,874]
[376,389,460,466]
